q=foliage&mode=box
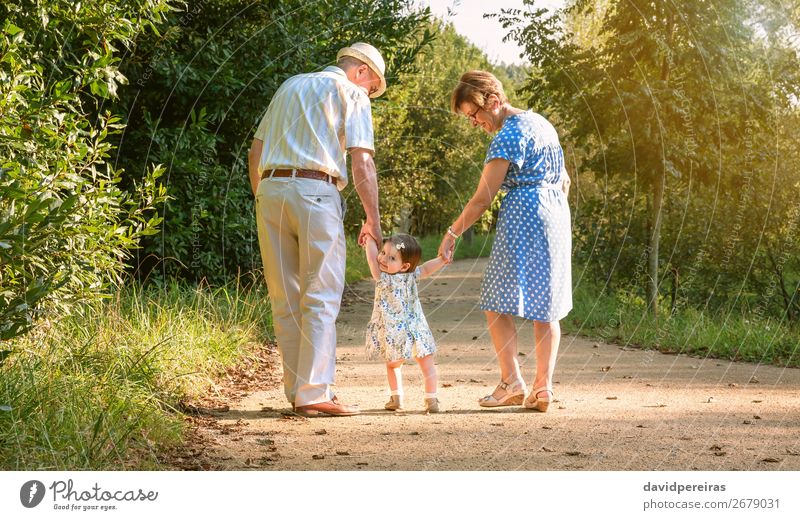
[113,0,435,282]
[0,1,170,343]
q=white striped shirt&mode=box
[254,66,374,190]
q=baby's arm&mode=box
[419,255,447,279]
[364,235,382,281]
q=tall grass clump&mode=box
[565,281,800,367]
[0,275,272,470]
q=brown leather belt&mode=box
[263,168,335,184]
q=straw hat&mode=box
[337,42,386,98]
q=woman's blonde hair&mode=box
[450,70,508,114]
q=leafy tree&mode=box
[0,1,169,343]
[498,0,800,322]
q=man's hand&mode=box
[248,138,264,196]
[359,219,382,247]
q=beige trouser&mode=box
[255,176,345,407]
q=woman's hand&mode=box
[438,159,509,264]
[438,233,456,264]
[561,171,571,197]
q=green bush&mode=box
[0,2,171,343]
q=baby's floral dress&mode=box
[365,268,436,361]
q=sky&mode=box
[420,0,566,65]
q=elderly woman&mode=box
[439,70,572,412]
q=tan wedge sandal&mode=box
[478,380,526,407]
[524,388,553,412]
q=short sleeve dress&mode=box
[365,268,437,361]
[479,111,572,322]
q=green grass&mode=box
[564,281,800,367]
[345,235,372,284]
[0,275,272,470]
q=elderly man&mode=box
[247,43,385,416]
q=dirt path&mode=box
[178,258,800,471]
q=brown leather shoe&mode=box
[294,396,360,417]
[424,397,440,413]
[384,395,403,411]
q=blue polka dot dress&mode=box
[479,111,572,322]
